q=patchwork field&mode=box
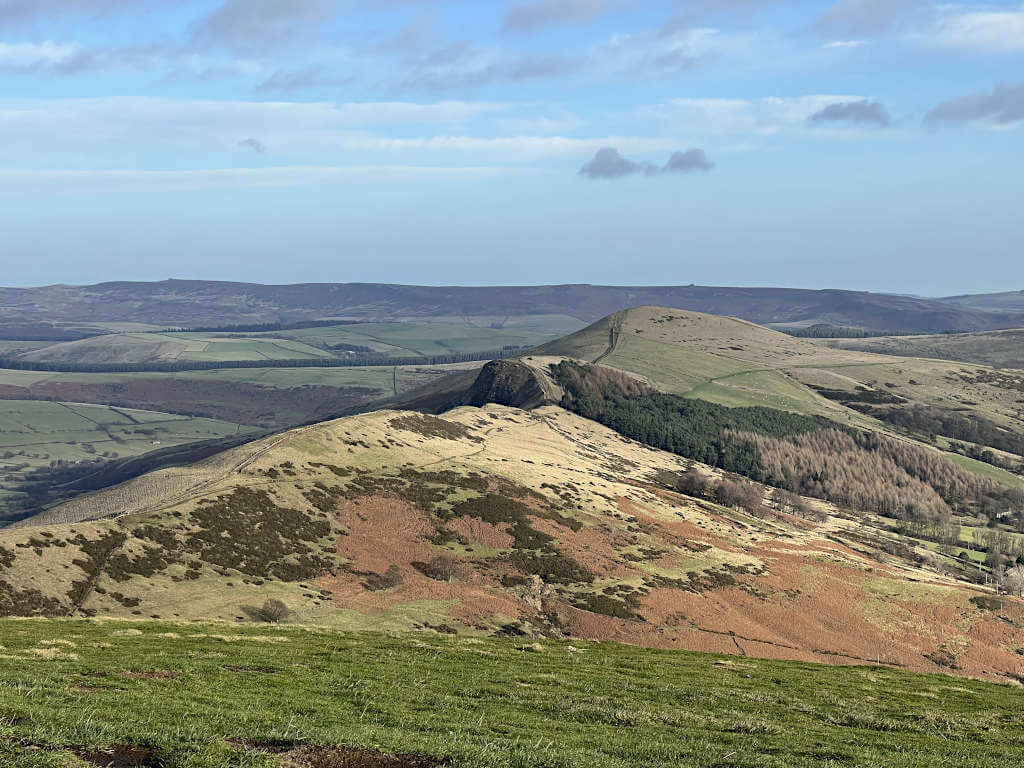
[7,319,576,367]
[0,362,482,428]
[1,619,1022,768]
[0,400,254,521]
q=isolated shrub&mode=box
[243,598,290,623]
[716,479,763,513]
[676,468,708,498]
[364,565,404,591]
[413,556,459,582]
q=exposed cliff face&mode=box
[461,359,559,409]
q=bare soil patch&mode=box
[71,744,164,767]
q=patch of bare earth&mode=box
[71,745,163,767]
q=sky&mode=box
[0,0,1021,295]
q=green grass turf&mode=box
[0,620,1022,767]
[944,452,1024,489]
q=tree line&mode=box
[160,319,363,333]
[780,325,908,339]
[549,360,1024,532]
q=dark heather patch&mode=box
[184,487,334,580]
[0,580,65,617]
[389,414,482,443]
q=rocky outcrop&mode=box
[461,359,557,410]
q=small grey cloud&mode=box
[664,148,714,173]
[503,0,610,34]
[238,138,267,153]
[579,148,656,179]
[579,147,713,180]
[924,82,1024,127]
[814,0,924,38]
[808,99,891,127]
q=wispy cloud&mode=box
[814,0,926,38]
[926,4,1024,53]
[190,0,345,52]
[502,0,610,34]
[642,95,883,136]
[255,65,353,95]
[0,0,173,27]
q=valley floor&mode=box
[0,619,1023,767]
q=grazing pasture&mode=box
[0,619,1021,767]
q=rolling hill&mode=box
[4,306,1024,687]
[3,280,1023,333]
[939,290,1024,312]
[3,395,1024,682]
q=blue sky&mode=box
[0,0,1021,294]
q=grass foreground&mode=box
[0,620,1022,767]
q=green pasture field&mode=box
[277,320,564,357]
[0,619,1020,767]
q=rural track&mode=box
[94,423,324,522]
[591,313,623,365]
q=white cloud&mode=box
[643,95,875,135]
[926,4,1024,52]
[0,97,677,170]
[0,41,82,70]
[821,39,867,49]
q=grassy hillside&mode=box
[1,619,1022,768]
[831,329,1024,369]
[539,308,1024,451]
[939,290,1024,312]
[4,404,1024,683]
